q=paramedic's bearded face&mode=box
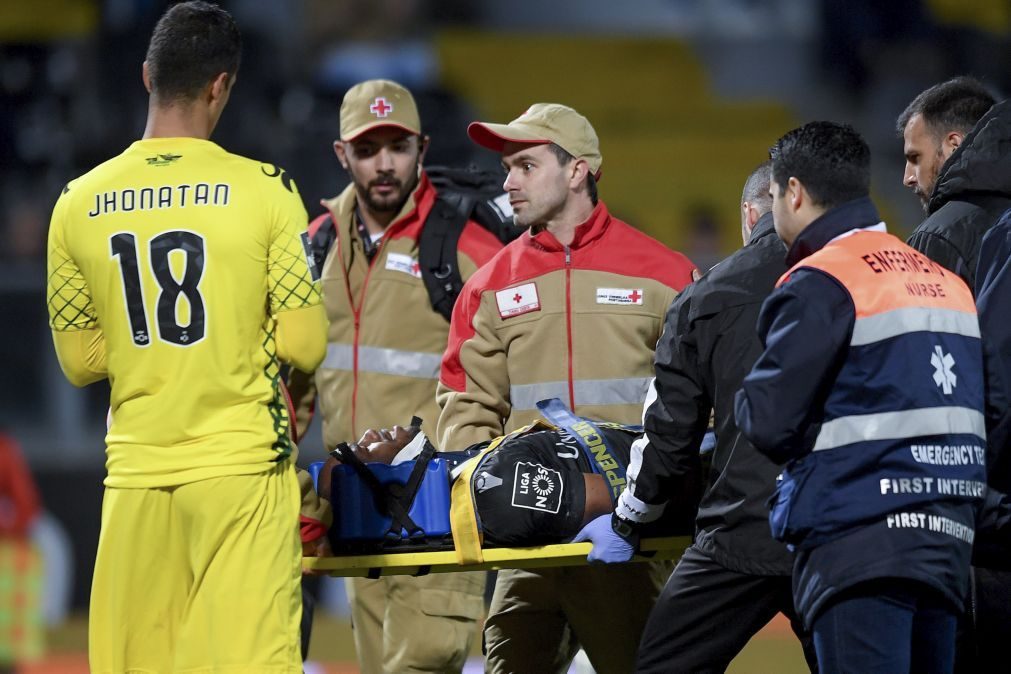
[502,142,572,228]
[902,113,956,213]
[338,127,427,214]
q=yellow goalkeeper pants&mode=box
[89,461,302,674]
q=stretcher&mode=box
[302,536,690,577]
[305,410,690,578]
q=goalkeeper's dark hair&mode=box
[146,1,241,103]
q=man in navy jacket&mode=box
[736,121,985,673]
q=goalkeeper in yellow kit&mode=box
[45,3,327,672]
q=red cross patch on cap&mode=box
[340,79,421,141]
[370,96,393,118]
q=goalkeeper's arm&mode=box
[275,304,327,372]
[52,328,108,387]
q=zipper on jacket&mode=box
[564,246,575,410]
[346,233,390,438]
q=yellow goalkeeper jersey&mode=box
[47,137,322,488]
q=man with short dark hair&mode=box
[736,121,985,673]
[46,2,327,671]
[900,77,1011,671]
[286,79,501,674]
[438,103,697,674]
[898,76,1011,290]
[576,160,819,672]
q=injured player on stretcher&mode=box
[316,409,692,547]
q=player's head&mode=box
[768,121,870,247]
[896,76,995,212]
[470,431,584,546]
[333,79,429,216]
[468,104,600,228]
[740,159,772,245]
[143,2,241,126]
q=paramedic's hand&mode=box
[317,455,340,499]
[572,514,635,563]
[302,534,333,576]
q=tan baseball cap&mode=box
[468,103,602,174]
[340,79,422,141]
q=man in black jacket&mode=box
[899,76,1006,290]
[576,161,817,672]
[899,77,1011,671]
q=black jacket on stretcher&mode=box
[735,197,986,627]
[614,212,795,576]
[907,99,1011,292]
[463,424,690,546]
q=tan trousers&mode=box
[346,571,486,674]
[484,563,673,674]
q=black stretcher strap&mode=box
[333,419,439,544]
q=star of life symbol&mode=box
[931,345,957,395]
[370,96,393,118]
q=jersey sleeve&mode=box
[51,328,108,387]
[275,304,327,373]
[266,174,322,314]
[47,185,98,332]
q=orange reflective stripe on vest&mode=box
[779,230,977,319]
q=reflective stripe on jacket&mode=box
[436,202,697,449]
[770,230,986,549]
[291,173,502,449]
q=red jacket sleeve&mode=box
[0,434,41,537]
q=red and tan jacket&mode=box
[437,202,697,449]
[0,434,39,538]
[287,173,502,451]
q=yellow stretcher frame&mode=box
[303,536,690,578]
[306,423,690,578]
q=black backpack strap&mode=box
[309,215,337,273]
[384,439,438,542]
[334,442,426,541]
[419,193,473,322]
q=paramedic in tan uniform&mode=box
[287,79,501,674]
[437,103,697,673]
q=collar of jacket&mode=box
[526,201,611,252]
[785,196,881,266]
[323,170,436,241]
[929,99,1011,213]
[748,211,777,246]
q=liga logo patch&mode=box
[511,462,563,514]
[496,283,540,318]
[385,252,421,278]
[596,287,644,305]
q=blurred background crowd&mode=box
[2,0,1010,670]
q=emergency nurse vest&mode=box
[770,229,986,549]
